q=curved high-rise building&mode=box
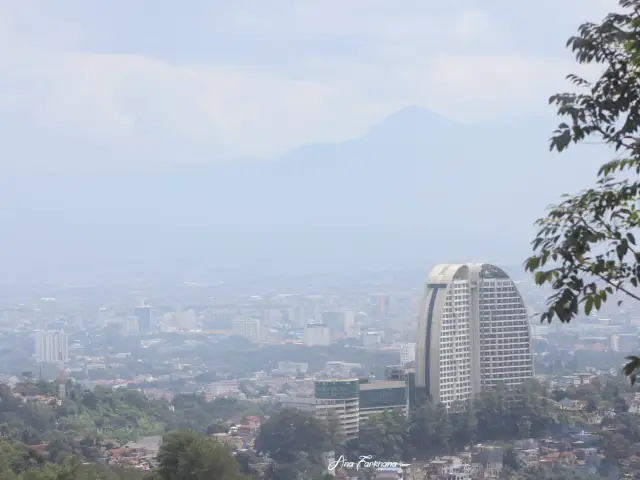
[415,263,533,407]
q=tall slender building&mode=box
[415,263,533,407]
[134,306,153,333]
[35,331,69,364]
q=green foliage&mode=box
[167,395,255,432]
[348,410,406,460]
[0,380,258,479]
[324,410,345,452]
[0,452,143,479]
[523,0,640,383]
[508,465,601,480]
[152,430,246,480]
[255,408,331,473]
[346,380,576,461]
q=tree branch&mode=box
[575,263,640,302]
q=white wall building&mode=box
[175,310,198,330]
[530,324,549,340]
[35,331,69,364]
[344,311,357,338]
[232,318,261,343]
[399,342,416,365]
[315,379,360,439]
[209,380,240,397]
[305,323,330,346]
[279,396,316,412]
[611,333,638,353]
[277,361,309,374]
[325,361,362,378]
[363,331,383,346]
[415,263,533,407]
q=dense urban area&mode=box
[0,264,638,479]
[5,1,640,480]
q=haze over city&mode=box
[0,0,615,282]
[1,1,639,479]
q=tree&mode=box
[523,0,640,381]
[503,447,521,472]
[325,410,345,453]
[254,409,330,467]
[234,452,257,478]
[348,411,406,460]
[153,430,246,480]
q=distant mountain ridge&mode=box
[0,106,607,281]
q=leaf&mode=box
[628,232,636,245]
[623,356,640,377]
[584,296,594,315]
[525,1,640,385]
[593,295,602,310]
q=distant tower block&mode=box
[57,368,66,400]
[134,305,153,333]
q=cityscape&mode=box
[0,259,637,478]
[1,1,640,480]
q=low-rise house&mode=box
[557,451,577,466]
[427,457,464,476]
[516,448,539,466]
[558,398,586,411]
[586,413,603,425]
[471,447,503,478]
[124,436,163,460]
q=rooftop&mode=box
[359,380,405,391]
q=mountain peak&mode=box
[365,105,458,140]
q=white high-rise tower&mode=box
[35,331,69,364]
[415,263,533,407]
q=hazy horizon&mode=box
[0,1,618,282]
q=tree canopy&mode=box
[151,430,246,480]
[254,408,331,467]
[523,0,640,381]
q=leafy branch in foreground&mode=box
[524,0,640,382]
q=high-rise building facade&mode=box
[231,318,261,343]
[315,379,360,439]
[35,331,69,364]
[134,306,152,333]
[304,323,330,346]
[415,263,533,407]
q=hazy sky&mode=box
[0,0,615,172]
[0,1,624,280]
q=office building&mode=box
[277,361,309,375]
[530,324,549,340]
[35,331,69,364]
[283,374,410,438]
[279,396,317,412]
[208,380,240,397]
[344,310,358,338]
[358,379,407,422]
[363,330,384,346]
[399,342,416,365]
[175,309,198,330]
[415,263,533,407]
[315,379,360,439]
[325,361,362,378]
[321,311,346,340]
[406,370,418,410]
[369,294,390,319]
[305,323,330,346]
[611,333,639,353]
[134,306,153,333]
[232,318,261,343]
